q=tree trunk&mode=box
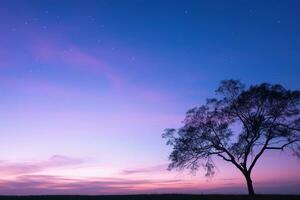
[245,173,255,195]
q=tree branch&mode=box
[221,147,245,172]
[217,153,232,162]
[266,140,299,150]
[248,134,271,173]
[275,123,300,132]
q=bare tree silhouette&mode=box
[163,80,300,195]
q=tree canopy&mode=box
[163,80,300,195]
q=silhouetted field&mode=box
[0,195,299,200]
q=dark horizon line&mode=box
[1,194,300,196]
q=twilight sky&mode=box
[0,0,300,195]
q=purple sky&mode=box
[0,0,300,195]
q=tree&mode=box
[162,80,300,195]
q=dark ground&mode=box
[0,195,299,200]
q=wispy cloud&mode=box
[0,175,193,195]
[27,39,178,105]
[0,174,299,195]
[121,164,168,175]
[32,40,122,87]
[0,155,83,177]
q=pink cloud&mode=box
[0,36,177,106]
[0,174,299,195]
[32,40,122,87]
[0,175,201,195]
[47,155,83,167]
[121,164,168,175]
[0,155,83,177]
[30,39,179,104]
